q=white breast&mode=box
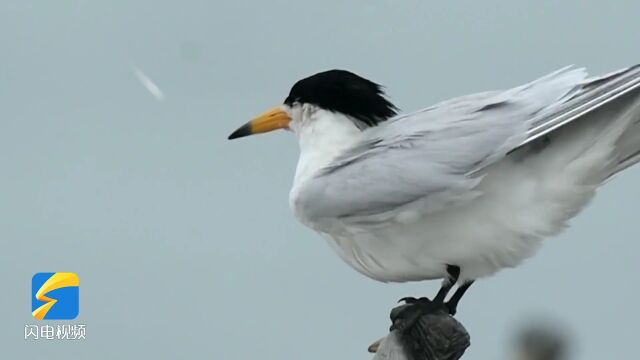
[288,109,363,228]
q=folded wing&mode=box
[298,65,640,224]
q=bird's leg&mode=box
[390,265,461,332]
[433,265,460,304]
[445,281,474,316]
[399,265,461,305]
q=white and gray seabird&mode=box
[229,64,640,315]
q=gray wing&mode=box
[299,65,640,223]
[522,64,640,146]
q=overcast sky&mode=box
[2,1,640,359]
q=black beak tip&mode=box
[227,123,252,140]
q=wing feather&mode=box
[299,65,640,223]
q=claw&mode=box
[398,296,430,304]
[390,297,439,332]
[398,297,418,304]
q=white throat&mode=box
[292,109,363,187]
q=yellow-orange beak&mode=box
[228,107,291,140]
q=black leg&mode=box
[445,281,474,316]
[433,265,460,304]
[391,265,463,332]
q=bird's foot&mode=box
[390,297,449,332]
[446,301,459,316]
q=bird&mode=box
[228,64,640,321]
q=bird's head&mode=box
[227,70,398,140]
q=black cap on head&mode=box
[284,70,398,127]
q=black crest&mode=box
[284,70,398,127]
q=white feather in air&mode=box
[132,65,165,101]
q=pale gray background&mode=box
[2,1,639,359]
